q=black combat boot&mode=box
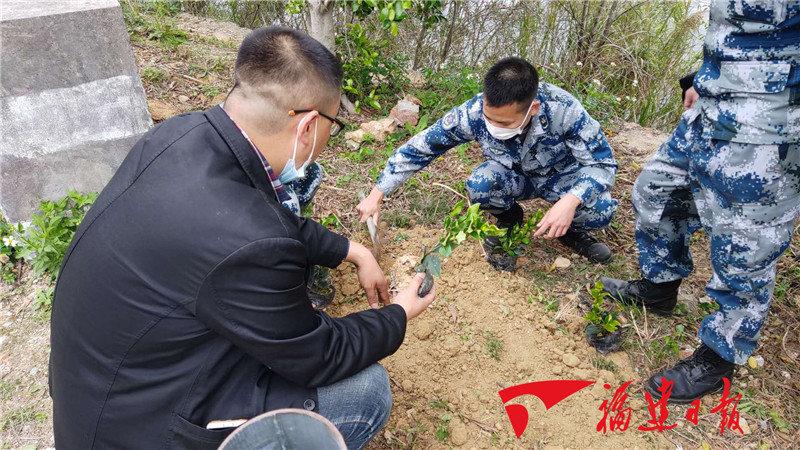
[600,277,681,316]
[308,266,335,310]
[558,228,612,264]
[645,343,735,403]
[483,203,524,272]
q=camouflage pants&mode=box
[465,159,618,231]
[281,162,325,216]
[634,109,800,364]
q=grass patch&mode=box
[484,331,504,361]
[591,357,619,373]
[141,66,166,83]
[1,406,47,431]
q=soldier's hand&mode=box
[684,87,699,110]
[357,186,384,223]
[534,194,581,239]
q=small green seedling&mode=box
[416,201,503,296]
[584,281,620,336]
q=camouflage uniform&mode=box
[634,0,800,364]
[376,83,619,232]
[281,161,325,215]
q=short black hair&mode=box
[234,26,342,97]
[483,57,539,108]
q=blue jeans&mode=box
[317,364,392,450]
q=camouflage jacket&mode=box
[376,83,617,205]
[695,0,800,143]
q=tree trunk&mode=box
[412,22,428,69]
[439,0,460,66]
[308,0,335,52]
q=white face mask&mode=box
[279,118,317,184]
[484,100,535,140]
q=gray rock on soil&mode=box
[1,0,151,221]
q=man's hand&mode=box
[684,87,699,110]
[534,194,582,239]
[356,186,384,223]
[392,273,436,320]
[346,241,390,309]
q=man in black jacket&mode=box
[49,27,435,450]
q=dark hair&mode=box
[483,57,539,108]
[234,26,342,94]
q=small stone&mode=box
[781,370,791,380]
[178,94,189,103]
[402,379,413,391]
[552,256,571,269]
[414,322,434,340]
[740,416,751,435]
[389,98,420,127]
[344,129,365,144]
[449,419,468,446]
[562,353,580,367]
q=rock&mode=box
[562,354,580,367]
[389,98,420,127]
[360,118,397,142]
[1,1,152,221]
[344,128,365,144]
[449,419,468,446]
[552,256,572,269]
[407,69,425,88]
[147,99,177,122]
[414,322,434,340]
[401,379,413,391]
[178,94,190,103]
[747,355,764,369]
[740,416,751,435]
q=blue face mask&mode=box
[279,119,318,184]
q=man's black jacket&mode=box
[49,106,407,449]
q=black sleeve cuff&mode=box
[380,303,408,355]
[319,230,349,269]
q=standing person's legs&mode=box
[693,140,800,363]
[316,364,393,450]
[602,113,702,312]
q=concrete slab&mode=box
[0,1,151,221]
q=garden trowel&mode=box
[359,191,382,258]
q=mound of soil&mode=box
[330,227,665,448]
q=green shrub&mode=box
[584,281,620,335]
[337,23,408,113]
[18,191,98,281]
[122,0,188,48]
[410,67,482,119]
[0,218,23,284]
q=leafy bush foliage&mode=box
[416,201,503,278]
[337,23,408,113]
[410,67,482,119]
[18,191,98,281]
[122,0,188,47]
[497,209,544,256]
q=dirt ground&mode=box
[1,10,798,450]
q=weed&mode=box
[740,390,794,432]
[34,286,54,319]
[591,357,619,373]
[484,331,504,361]
[383,210,411,229]
[393,232,409,243]
[18,190,98,281]
[141,67,166,83]
[320,213,341,230]
[647,335,680,366]
[334,173,356,188]
[429,399,450,410]
[455,143,472,165]
[434,413,451,443]
[122,1,188,48]
[1,406,47,431]
[368,165,381,182]
[201,84,221,98]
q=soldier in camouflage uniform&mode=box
[603,0,800,402]
[357,57,618,270]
